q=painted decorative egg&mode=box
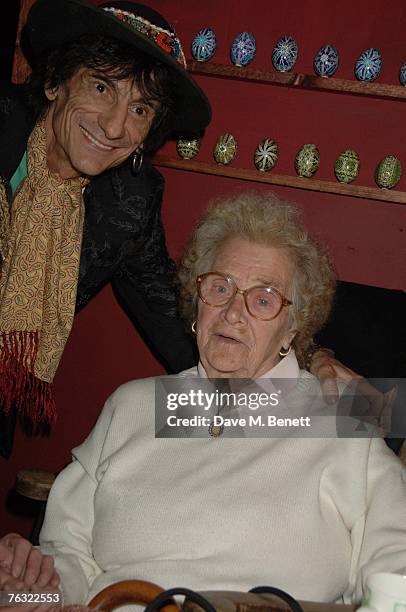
[295,144,320,177]
[399,61,406,86]
[313,44,339,77]
[355,48,382,82]
[375,156,402,189]
[230,32,256,67]
[214,133,237,164]
[272,36,298,72]
[254,138,278,172]
[176,137,201,160]
[191,28,217,62]
[334,149,360,183]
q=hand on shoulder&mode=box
[309,348,361,404]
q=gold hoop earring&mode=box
[191,321,197,334]
[279,345,291,358]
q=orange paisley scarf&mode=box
[0,120,87,425]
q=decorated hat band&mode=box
[102,7,187,69]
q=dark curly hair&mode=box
[25,34,179,156]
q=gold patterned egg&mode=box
[334,149,360,183]
[214,133,237,165]
[254,138,278,172]
[295,144,320,177]
[176,137,201,160]
[375,156,402,189]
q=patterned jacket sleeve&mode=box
[77,160,196,373]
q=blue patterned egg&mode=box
[214,133,237,164]
[399,61,406,86]
[375,156,402,189]
[191,28,217,62]
[272,36,298,72]
[177,137,201,160]
[355,48,382,82]
[334,149,360,183]
[230,32,256,67]
[254,138,278,172]
[295,144,320,177]
[313,44,339,77]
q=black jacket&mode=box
[0,83,196,457]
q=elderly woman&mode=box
[1,192,405,606]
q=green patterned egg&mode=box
[176,137,201,160]
[214,133,237,165]
[375,156,402,189]
[295,144,320,177]
[334,149,360,183]
[254,138,278,172]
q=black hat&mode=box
[25,0,211,133]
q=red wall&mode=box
[1,0,406,536]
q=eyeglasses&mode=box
[196,272,292,321]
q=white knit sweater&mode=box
[39,355,406,607]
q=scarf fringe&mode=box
[0,331,56,425]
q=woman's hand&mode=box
[0,533,60,589]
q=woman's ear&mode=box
[283,329,297,349]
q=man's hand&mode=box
[309,349,361,404]
[309,350,391,434]
[0,534,59,589]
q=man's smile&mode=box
[79,125,115,151]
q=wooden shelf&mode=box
[187,60,406,102]
[165,62,406,204]
[153,156,406,205]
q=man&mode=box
[0,0,210,456]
